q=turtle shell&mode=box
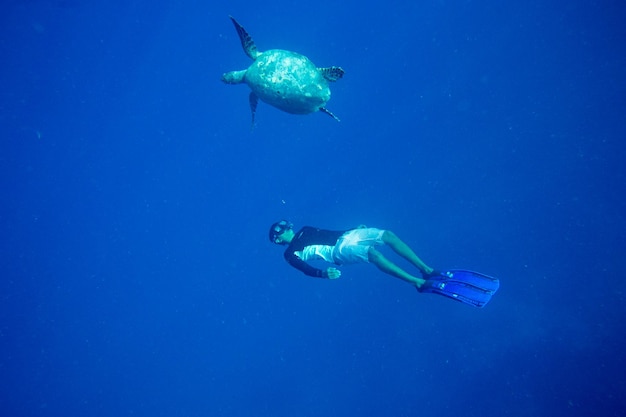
[244,49,331,115]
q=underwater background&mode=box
[2,1,625,416]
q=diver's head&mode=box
[269,220,294,245]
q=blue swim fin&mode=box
[418,269,500,308]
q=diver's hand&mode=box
[326,267,341,279]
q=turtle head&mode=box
[221,70,247,85]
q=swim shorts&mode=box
[332,228,386,265]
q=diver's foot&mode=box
[421,269,447,279]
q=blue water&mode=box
[2,1,625,416]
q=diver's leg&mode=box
[368,247,425,287]
[382,231,433,274]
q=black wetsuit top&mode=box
[283,226,346,278]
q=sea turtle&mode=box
[221,16,344,126]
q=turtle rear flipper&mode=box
[320,107,340,122]
[229,16,259,59]
[320,66,345,82]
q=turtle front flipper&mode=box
[229,16,259,60]
[249,92,259,129]
[319,66,345,82]
[320,107,340,122]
